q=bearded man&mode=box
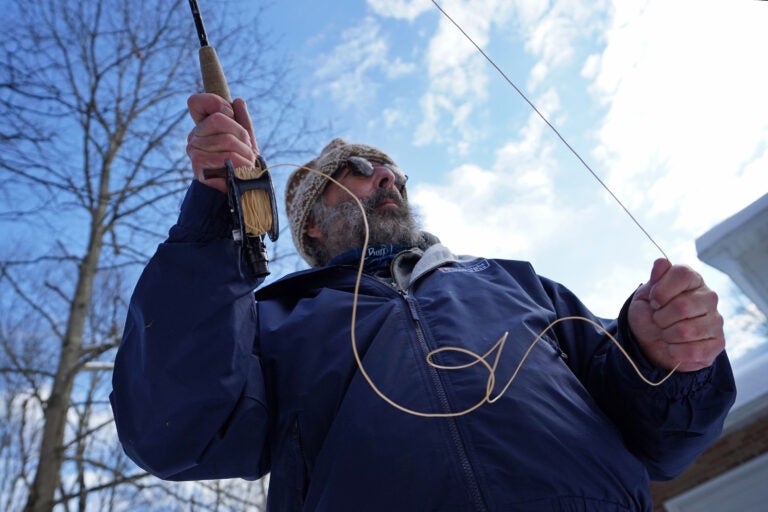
[111,94,736,512]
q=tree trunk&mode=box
[25,232,103,512]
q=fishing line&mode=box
[268,163,678,418]
[429,0,670,261]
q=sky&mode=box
[253,0,768,369]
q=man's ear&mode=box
[306,216,325,241]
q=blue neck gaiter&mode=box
[328,244,412,276]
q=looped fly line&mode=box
[266,163,678,418]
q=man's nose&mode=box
[372,165,397,190]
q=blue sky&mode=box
[254,0,768,365]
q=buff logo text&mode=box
[367,246,391,257]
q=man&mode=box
[111,93,736,511]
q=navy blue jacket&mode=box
[111,182,736,511]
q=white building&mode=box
[697,193,768,317]
[651,193,768,511]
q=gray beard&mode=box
[311,188,422,264]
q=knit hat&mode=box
[285,138,405,267]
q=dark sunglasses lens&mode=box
[344,156,407,188]
[346,156,374,177]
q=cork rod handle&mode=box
[198,45,232,103]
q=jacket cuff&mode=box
[618,290,716,399]
[618,290,655,371]
[168,181,232,243]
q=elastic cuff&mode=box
[618,289,655,371]
[618,290,717,399]
[168,181,232,242]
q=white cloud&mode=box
[412,0,608,149]
[515,0,609,89]
[580,53,600,81]
[523,9,577,89]
[317,0,593,150]
[581,0,768,349]
[412,92,563,257]
[413,1,494,149]
[726,302,768,361]
[386,58,417,79]
[590,0,768,233]
[367,0,433,21]
[412,0,537,150]
[414,91,449,145]
[381,107,407,130]
[312,17,415,110]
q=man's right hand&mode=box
[186,93,259,193]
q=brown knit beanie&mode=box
[285,138,404,267]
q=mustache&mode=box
[362,188,406,210]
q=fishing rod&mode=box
[188,0,279,277]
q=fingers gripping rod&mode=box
[188,0,279,277]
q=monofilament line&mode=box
[430,0,669,261]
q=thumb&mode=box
[633,258,671,302]
[233,98,259,153]
[649,258,672,285]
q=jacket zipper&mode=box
[400,288,488,512]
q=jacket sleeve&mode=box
[110,181,270,481]
[539,276,736,481]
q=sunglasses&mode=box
[334,156,408,190]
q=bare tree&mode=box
[0,0,321,509]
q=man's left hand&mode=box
[629,258,725,372]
